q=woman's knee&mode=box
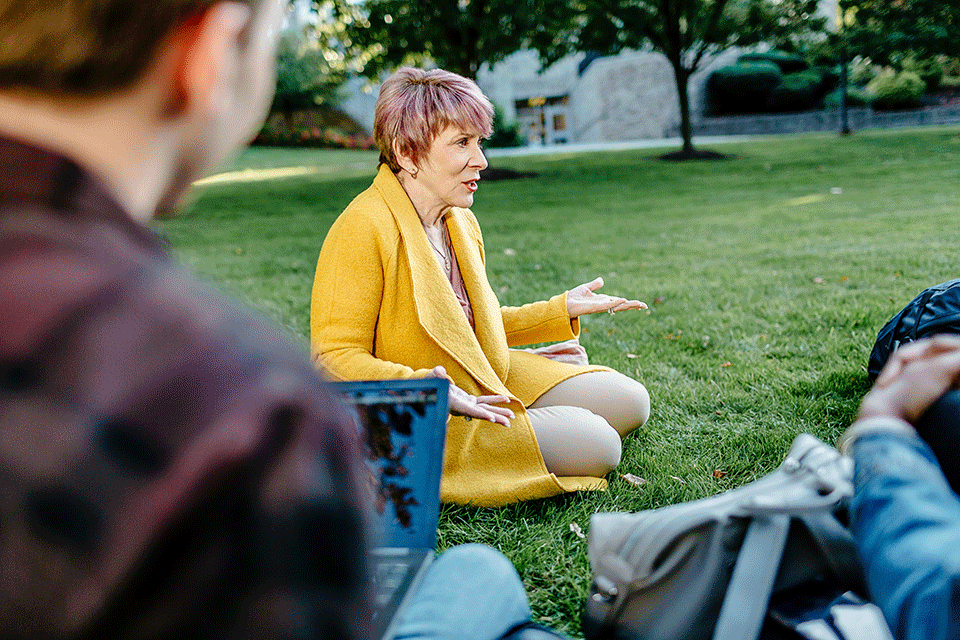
[598,372,650,437]
[624,379,651,432]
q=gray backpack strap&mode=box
[711,513,791,640]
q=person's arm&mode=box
[842,335,960,640]
[501,292,581,347]
[848,424,960,640]
[311,210,433,381]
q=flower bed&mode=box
[253,126,376,150]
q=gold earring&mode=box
[409,167,418,179]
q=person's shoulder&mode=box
[325,183,401,252]
[0,205,147,359]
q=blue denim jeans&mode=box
[852,432,960,640]
[391,544,569,640]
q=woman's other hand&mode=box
[522,339,589,366]
[430,366,514,426]
[566,277,647,319]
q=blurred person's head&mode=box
[0,0,285,218]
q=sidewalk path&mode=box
[485,135,755,158]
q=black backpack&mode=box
[868,279,960,379]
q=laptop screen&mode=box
[331,378,449,550]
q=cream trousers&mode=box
[527,370,650,478]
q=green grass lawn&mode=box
[159,127,960,636]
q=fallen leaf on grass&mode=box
[653,296,666,305]
[626,353,639,359]
[721,361,732,368]
[621,473,647,487]
[503,248,517,256]
[713,470,726,479]
[670,475,687,485]
[813,276,825,284]
[569,522,585,539]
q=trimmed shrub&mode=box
[765,72,821,112]
[902,56,945,92]
[941,75,960,89]
[812,66,841,93]
[738,51,808,74]
[708,62,783,114]
[823,86,875,109]
[868,69,925,110]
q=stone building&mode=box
[477,48,739,145]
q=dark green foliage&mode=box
[812,66,841,92]
[805,40,840,67]
[271,32,344,121]
[337,0,554,79]
[739,50,809,74]
[764,72,821,112]
[823,86,875,109]
[841,0,960,67]
[902,56,945,92]
[708,62,783,114]
[488,103,525,149]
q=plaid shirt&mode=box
[0,137,369,640]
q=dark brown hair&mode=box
[0,0,254,94]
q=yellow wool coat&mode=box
[311,165,609,506]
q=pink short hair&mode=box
[374,67,494,173]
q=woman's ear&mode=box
[165,2,252,118]
[392,139,418,176]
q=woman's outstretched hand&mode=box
[430,366,514,426]
[566,277,647,319]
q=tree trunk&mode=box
[672,65,695,154]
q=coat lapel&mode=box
[372,166,512,397]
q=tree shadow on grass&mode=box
[659,149,733,161]
[480,166,539,181]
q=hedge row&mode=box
[708,52,840,115]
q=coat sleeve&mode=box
[851,431,960,640]
[501,294,580,347]
[310,210,432,381]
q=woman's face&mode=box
[415,125,488,211]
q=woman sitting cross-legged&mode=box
[310,67,650,507]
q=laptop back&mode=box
[331,377,449,550]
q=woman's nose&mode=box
[473,144,488,170]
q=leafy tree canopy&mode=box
[840,0,960,66]
[336,0,560,79]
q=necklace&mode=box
[425,225,452,274]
